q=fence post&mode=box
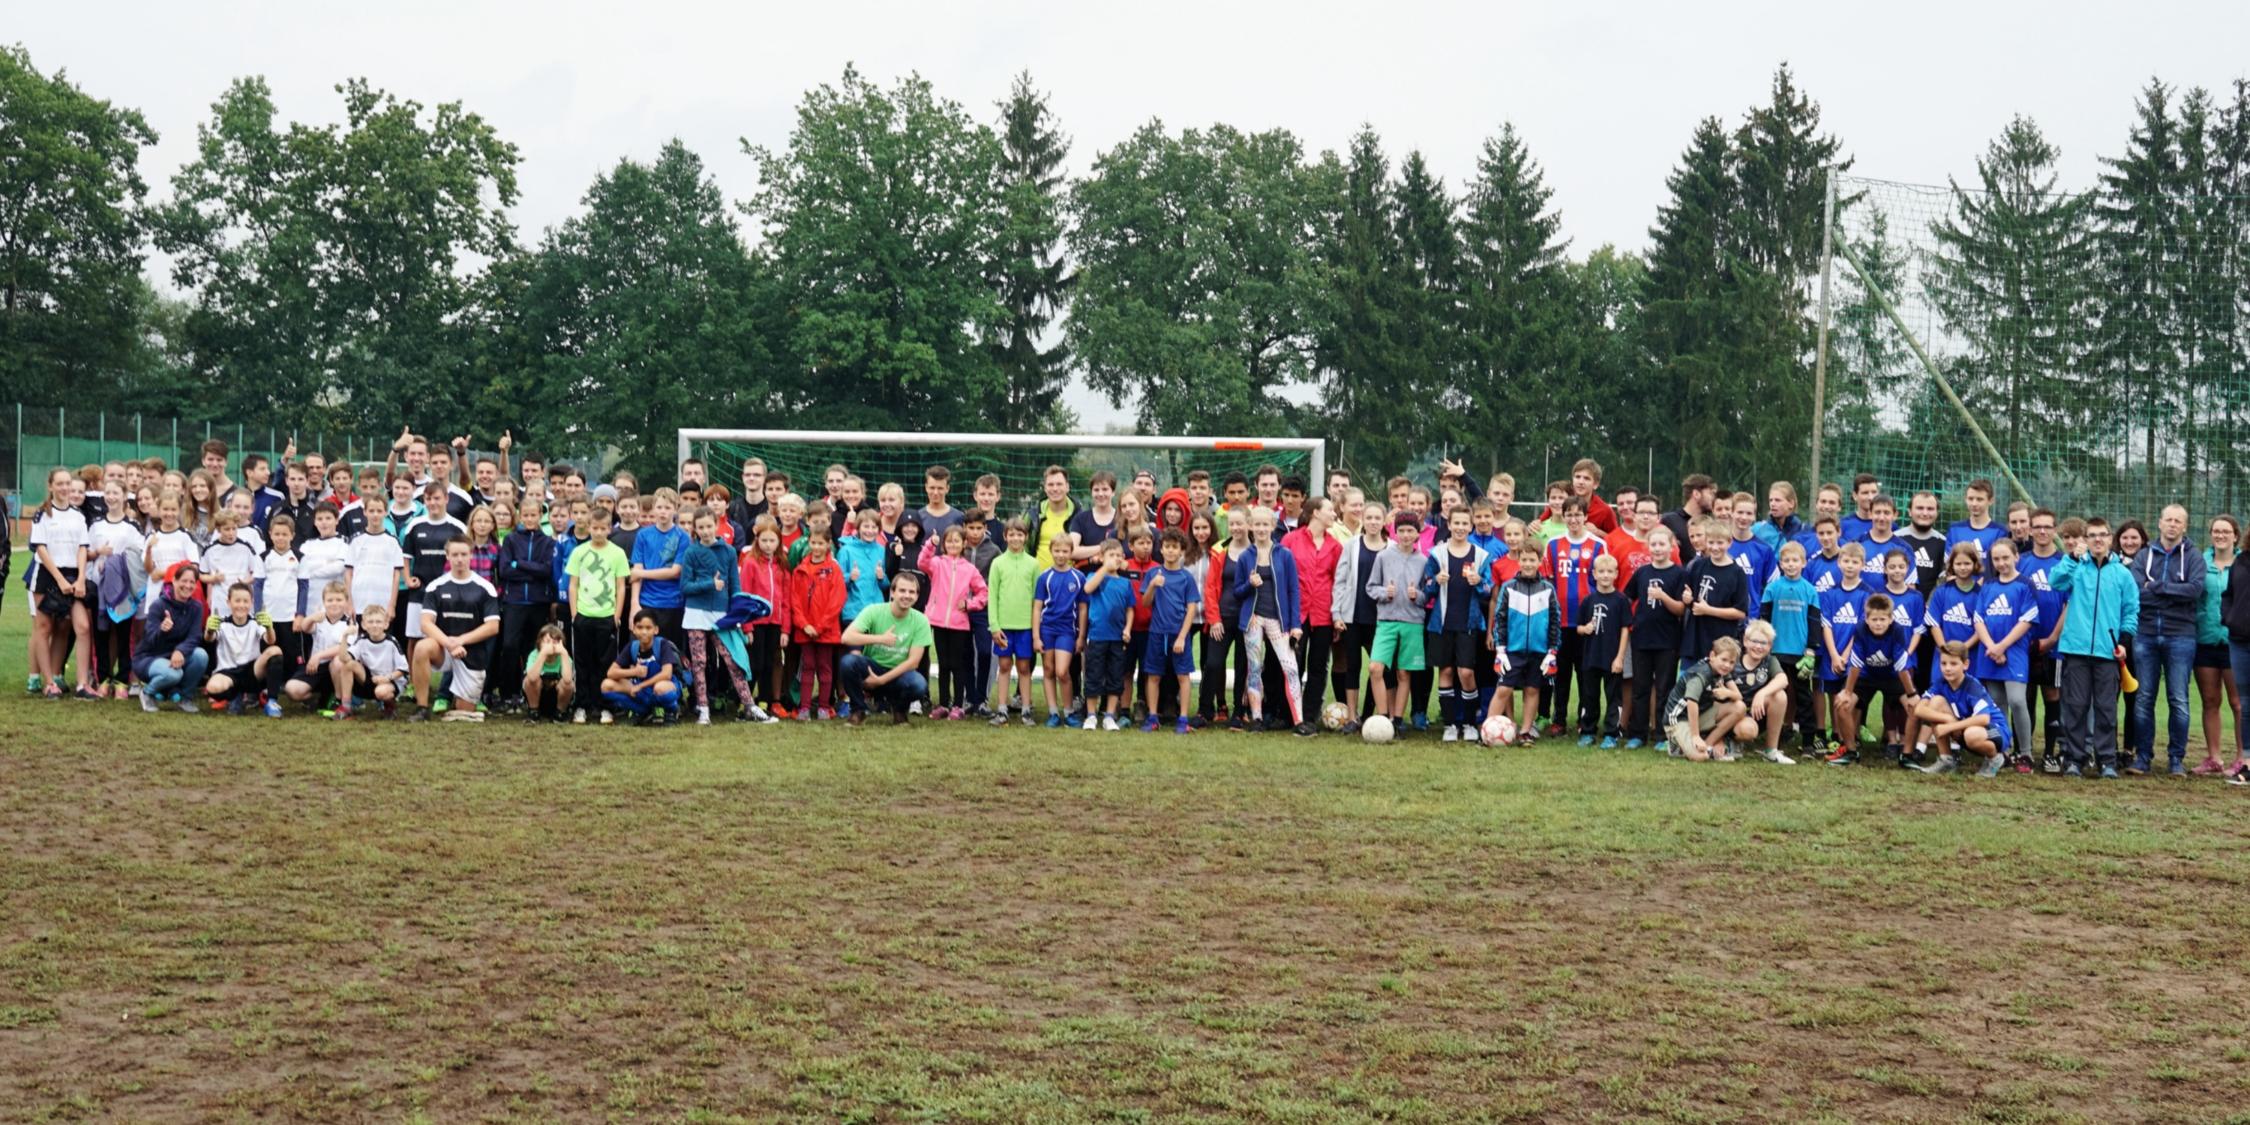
[136,414,143,461]
[98,413,106,462]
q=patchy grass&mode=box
[2,602,2246,1121]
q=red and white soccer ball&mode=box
[1481,715,1517,746]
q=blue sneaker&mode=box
[1577,735,1594,747]
[1624,738,1644,749]
[1140,715,1160,733]
[264,700,284,719]
[1063,712,1084,728]
[1044,712,1063,728]
[1599,736,1618,749]
[2100,766,2119,779]
[836,701,853,719]
[1410,714,1429,733]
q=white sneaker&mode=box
[696,705,711,726]
[441,708,484,722]
[909,700,923,715]
[1081,713,1098,731]
[572,708,587,725]
[1442,724,1459,742]
[1764,747,1796,765]
[749,704,778,724]
[598,711,614,725]
[1101,714,1120,732]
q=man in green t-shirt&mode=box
[840,571,933,726]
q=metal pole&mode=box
[136,414,143,460]
[98,413,106,462]
[1832,239,2035,507]
[1810,165,1838,490]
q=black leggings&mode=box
[1296,625,1333,718]
[94,619,133,685]
[1627,646,1678,741]
[1199,623,1247,718]
[750,623,783,705]
[933,625,973,709]
[572,616,617,710]
[496,603,548,699]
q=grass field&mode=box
[4,586,2249,1121]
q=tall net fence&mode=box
[1820,172,2250,523]
[689,436,1314,514]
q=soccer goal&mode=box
[677,428,1325,507]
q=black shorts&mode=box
[33,567,81,619]
[2029,646,2058,688]
[1497,652,1546,689]
[1429,630,1479,669]
[1082,639,1129,698]
[2196,643,2230,670]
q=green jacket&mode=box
[987,549,1043,631]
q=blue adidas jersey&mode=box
[1931,674,2011,746]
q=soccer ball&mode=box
[1481,715,1517,746]
[1321,701,1351,731]
[1360,714,1395,744]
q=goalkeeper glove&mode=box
[204,613,221,632]
[254,610,272,628]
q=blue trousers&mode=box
[142,648,210,698]
[604,681,681,717]
[2130,627,2196,769]
[838,653,928,716]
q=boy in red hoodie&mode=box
[791,533,846,719]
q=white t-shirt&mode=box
[201,538,265,596]
[299,536,352,598]
[260,549,303,622]
[30,506,89,571]
[344,531,406,620]
[214,618,267,668]
[143,529,201,614]
[306,616,355,665]
[349,633,406,681]
[91,518,148,594]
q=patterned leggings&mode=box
[1241,614,1304,725]
[687,630,751,710]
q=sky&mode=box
[18,0,2250,428]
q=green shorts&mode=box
[1371,620,1427,672]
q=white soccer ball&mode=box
[1321,701,1351,731]
[1482,714,1517,746]
[1360,714,1395,744]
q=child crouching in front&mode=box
[521,622,574,723]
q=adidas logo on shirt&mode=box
[1832,604,1859,626]
[1943,603,1972,626]
[1985,594,2013,616]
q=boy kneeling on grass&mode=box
[604,609,685,725]
[1910,641,2013,778]
[1665,635,1745,762]
[337,604,407,718]
[409,536,502,724]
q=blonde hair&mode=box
[1709,636,1742,662]
[1743,620,1776,646]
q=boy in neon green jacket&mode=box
[987,518,1043,726]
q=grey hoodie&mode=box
[1365,547,1428,623]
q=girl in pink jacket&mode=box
[919,524,990,718]
[736,520,794,715]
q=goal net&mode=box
[678,429,1323,513]
[1818,164,2250,521]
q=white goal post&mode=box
[677,428,1326,493]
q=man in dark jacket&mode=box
[2128,504,2204,775]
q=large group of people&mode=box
[15,431,2250,783]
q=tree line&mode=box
[5,44,2245,495]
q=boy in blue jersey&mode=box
[1806,516,1844,593]
[1911,641,2012,777]
[1833,592,1915,765]
[1858,495,1905,563]
[1726,493,1774,616]
[1138,529,1202,734]
[2018,507,2066,767]
[1079,540,1137,731]
[1032,532,1085,726]
[1841,473,1881,543]
[1759,540,1820,753]
[1817,542,1873,758]
[628,493,693,656]
[1946,478,2006,563]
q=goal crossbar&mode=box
[679,429,1324,490]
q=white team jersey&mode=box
[349,633,406,680]
[91,518,148,593]
[214,618,267,668]
[344,532,406,619]
[260,549,303,622]
[201,538,265,595]
[30,506,89,568]
[143,529,201,613]
[307,616,355,663]
[299,536,352,596]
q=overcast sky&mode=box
[19,0,2250,427]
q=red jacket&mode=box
[1154,487,1194,534]
[738,549,792,632]
[1539,493,1619,535]
[1203,548,1229,626]
[1281,526,1340,627]
[790,556,846,644]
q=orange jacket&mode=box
[790,556,846,644]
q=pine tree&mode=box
[2206,81,2250,511]
[1824,205,1911,452]
[1925,116,2097,479]
[1389,150,1466,471]
[1456,124,1569,461]
[1640,119,1744,487]
[2093,79,2182,495]
[1312,128,1417,476]
[987,72,1075,433]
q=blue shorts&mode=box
[1497,651,1547,689]
[1039,625,1077,654]
[1143,632,1196,677]
[994,629,1033,660]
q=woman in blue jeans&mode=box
[134,563,210,712]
